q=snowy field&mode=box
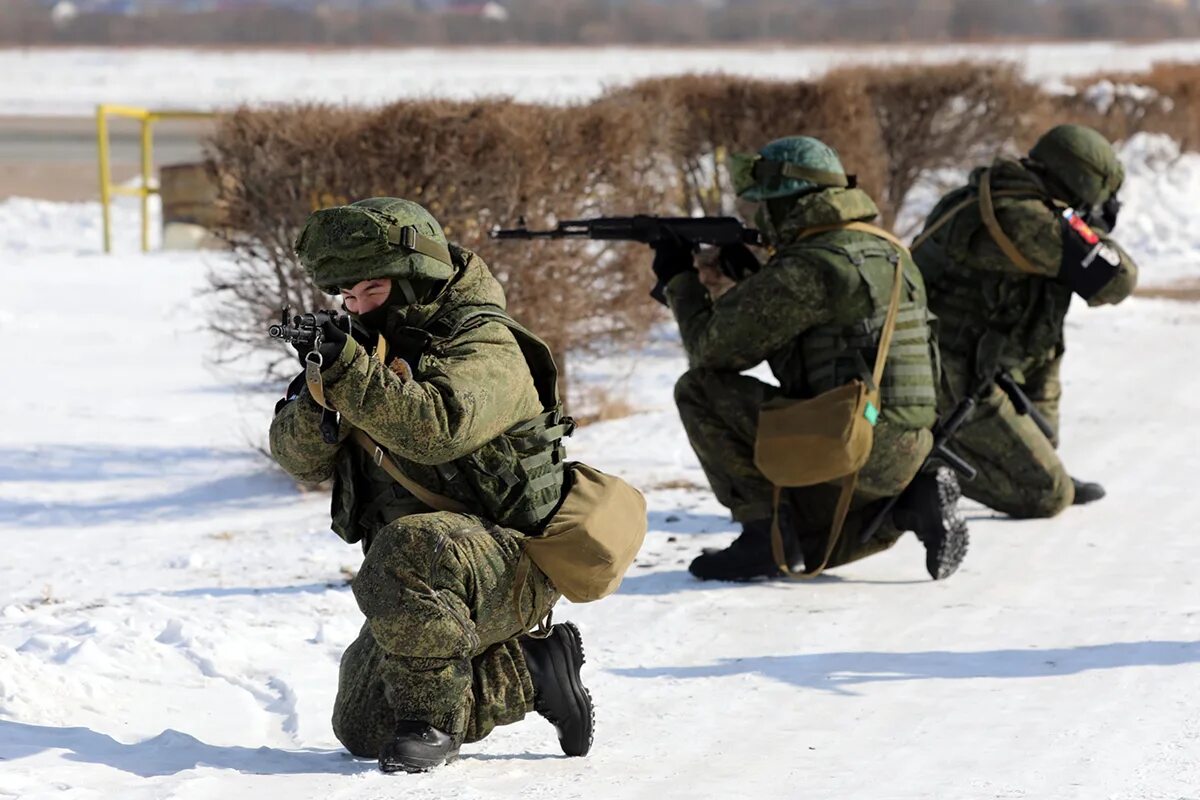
[4,40,1200,116]
[2,142,1200,797]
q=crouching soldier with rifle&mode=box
[269,198,645,773]
[912,124,1139,518]
[650,136,970,582]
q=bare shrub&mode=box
[207,63,1200,401]
[855,63,1044,228]
[1059,63,1200,153]
[207,98,666,401]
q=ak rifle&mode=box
[490,215,764,248]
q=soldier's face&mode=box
[341,278,392,315]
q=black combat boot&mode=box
[892,466,969,581]
[520,622,594,757]
[689,516,801,581]
[378,721,459,774]
[1071,477,1106,505]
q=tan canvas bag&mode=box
[751,221,908,578]
[349,426,646,608]
[517,461,647,604]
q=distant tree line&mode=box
[3,0,1200,45]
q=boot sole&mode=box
[379,748,460,774]
[925,467,969,581]
[552,622,595,757]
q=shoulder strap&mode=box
[910,171,1048,271]
[351,428,469,514]
[769,221,908,580]
[452,305,563,412]
[977,168,1040,275]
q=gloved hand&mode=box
[1099,194,1121,232]
[717,242,761,282]
[296,315,349,370]
[649,234,696,305]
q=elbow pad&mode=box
[1059,209,1121,301]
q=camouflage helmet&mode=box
[730,136,850,201]
[294,197,455,294]
[1028,124,1124,209]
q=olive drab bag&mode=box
[752,221,908,578]
[306,302,647,611]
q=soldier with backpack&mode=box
[911,124,1139,518]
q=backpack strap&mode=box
[910,170,1055,268]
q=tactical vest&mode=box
[787,233,939,430]
[329,304,571,547]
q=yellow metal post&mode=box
[95,105,216,254]
[140,116,154,253]
[97,106,113,254]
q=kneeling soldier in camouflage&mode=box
[653,136,968,583]
[912,124,1138,518]
[270,198,593,772]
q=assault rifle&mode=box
[268,307,351,351]
[268,307,358,445]
[490,215,764,248]
[859,396,978,544]
[995,371,1057,440]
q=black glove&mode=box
[717,242,761,282]
[649,235,696,305]
[295,315,349,370]
[1099,194,1121,232]
[313,316,349,367]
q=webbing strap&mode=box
[769,473,858,579]
[977,169,1040,275]
[386,224,454,267]
[304,356,330,410]
[797,221,909,252]
[351,428,470,515]
[770,220,907,578]
[909,177,1050,261]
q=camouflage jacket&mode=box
[665,187,939,432]
[913,157,1139,385]
[269,246,552,548]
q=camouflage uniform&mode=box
[913,126,1138,518]
[666,184,939,571]
[270,200,566,755]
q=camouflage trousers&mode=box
[674,368,931,570]
[332,512,559,757]
[940,354,1073,518]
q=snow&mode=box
[3,165,1200,795]
[5,40,1200,116]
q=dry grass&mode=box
[571,385,640,427]
[1136,281,1200,302]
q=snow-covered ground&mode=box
[3,144,1200,798]
[4,40,1200,116]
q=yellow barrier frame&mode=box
[96,104,216,253]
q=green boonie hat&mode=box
[294,197,455,294]
[729,136,850,201]
[1028,124,1124,209]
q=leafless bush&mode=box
[207,98,666,399]
[207,62,1199,401]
